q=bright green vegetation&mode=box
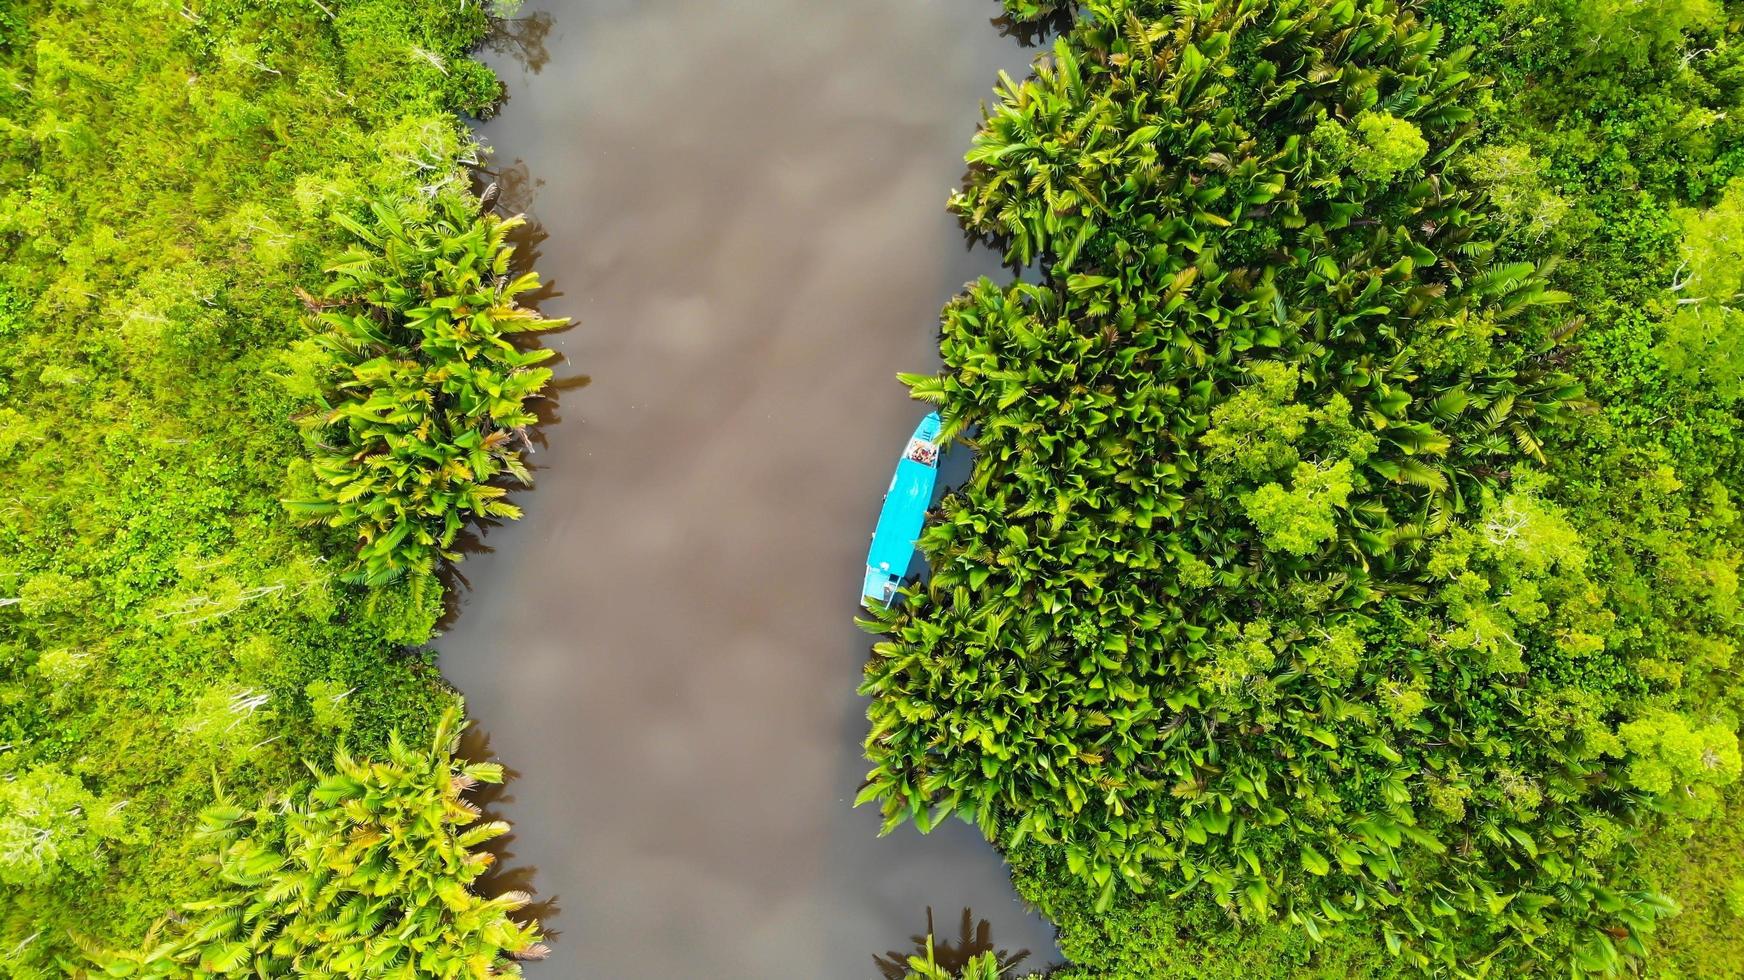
[865,0,1744,975]
[284,198,562,586]
[0,0,547,973]
[890,943,1004,980]
[1426,1,1744,975]
[874,911,1032,980]
[92,709,545,977]
[997,0,1076,26]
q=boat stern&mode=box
[861,565,900,608]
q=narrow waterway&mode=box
[435,2,1058,977]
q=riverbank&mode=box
[0,1,529,970]
[870,1,1744,976]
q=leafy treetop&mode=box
[860,0,1726,973]
[91,708,546,978]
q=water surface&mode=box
[438,2,1057,976]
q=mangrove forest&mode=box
[2,0,1744,977]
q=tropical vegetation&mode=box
[875,909,1033,980]
[6,0,1744,974]
[89,709,546,977]
[284,197,562,586]
[0,0,547,973]
[862,0,1744,975]
[897,946,1006,980]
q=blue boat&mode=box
[862,412,943,608]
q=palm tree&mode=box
[874,908,1030,979]
[90,707,547,977]
[284,194,566,585]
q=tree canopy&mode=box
[861,0,1744,973]
[0,1,546,971]
[284,197,563,585]
[91,710,545,978]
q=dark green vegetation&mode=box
[865,0,1744,974]
[92,709,545,977]
[1428,1,1744,975]
[285,198,561,586]
[0,0,548,974]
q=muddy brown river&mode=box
[435,2,1060,976]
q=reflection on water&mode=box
[439,0,1060,976]
[873,908,1031,979]
[479,158,544,217]
[989,7,1072,46]
[485,12,556,75]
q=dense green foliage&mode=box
[1010,842,1400,980]
[8,0,1744,973]
[0,0,544,973]
[864,0,1744,974]
[91,709,545,977]
[285,198,562,585]
[1425,0,1744,974]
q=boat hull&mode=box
[861,412,943,607]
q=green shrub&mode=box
[995,0,1076,25]
[284,197,564,585]
[90,709,546,977]
[1309,110,1429,185]
[875,909,1035,980]
[860,0,1705,972]
[1010,844,1401,979]
[0,766,130,888]
[893,945,1005,980]
[0,0,520,968]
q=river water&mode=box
[435,2,1059,976]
